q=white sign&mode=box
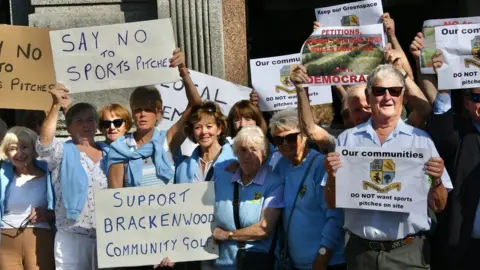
[50,19,181,93]
[315,0,383,27]
[335,147,431,215]
[435,24,480,90]
[94,182,218,268]
[420,17,480,74]
[157,70,252,131]
[250,54,333,112]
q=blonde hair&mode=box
[0,126,38,161]
[232,126,269,161]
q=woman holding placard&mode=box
[212,126,283,270]
[36,85,110,270]
[106,48,202,269]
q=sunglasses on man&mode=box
[469,92,480,103]
[371,86,403,97]
[100,119,125,129]
[273,132,300,146]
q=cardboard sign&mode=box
[94,182,218,268]
[49,19,181,93]
[250,53,333,111]
[335,147,431,215]
[0,25,55,110]
[315,0,383,27]
[435,24,480,90]
[301,24,385,86]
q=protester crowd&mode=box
[0,8,478,270]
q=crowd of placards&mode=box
[1,0,480,269]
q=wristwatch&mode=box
[228,231,233,240]
[319,247,327,255]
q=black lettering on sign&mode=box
[17,43,42,60]
[0,41,3,57]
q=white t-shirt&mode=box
[1,174,50,230]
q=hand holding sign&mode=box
[170,48,185,69]
[324,152,342,178]
[49,83,72,110]
[432,50,445,74]
[381,13,395,37]
[290,65,309,86]
[313,21,321,33]
[409,32,424,59]
[425,157,445,179]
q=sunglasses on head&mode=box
[192,103,217,114]
[273,132,300,146]
[371,86,403,97]
[100,119,125,129]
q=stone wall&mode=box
[9,0,248,137]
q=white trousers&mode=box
[54,229,97,270]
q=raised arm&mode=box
[290,65,334,151]
[39,83,70,146]
[410,32,438,105]
[382,13,414,79]
[385,43,431,128]
[167,48,202,156]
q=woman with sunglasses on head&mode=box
[270,109,346,270]
[176,101,234,184]
[0,127,55,270]
[36,84,111,270]
[107,48,201,269]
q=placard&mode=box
[250,54,333,112]
[315,0,383,27]
[49,19,181,93]
[301,24,385,86]
[0,25,55,110]
[335,147,431,215]
[420,17,480,74]
[94,182,218,268]
[435,24,480,90]
[156,70,252,131]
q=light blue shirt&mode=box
[214,166,284,269]
[436,92,480,239]
[275,149,344,269]
[323,118,453,241]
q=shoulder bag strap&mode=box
[205,149,223,182]
[283,154,320,254]
[232,181,246,248]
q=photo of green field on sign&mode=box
[301,25,384,80]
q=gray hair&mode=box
[269,109,300,135]
[0,126,38,161]
[346,84,367,101]
[65,103,98,127]
[232,126,269,161]
[366,64,406,92]
[0,118,7,142]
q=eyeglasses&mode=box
[2,215,33,237]
[273,132,300,146]
[100,119,125,129]
[371,86,403,97]
[191,103,217,114]
[469,92,480,103]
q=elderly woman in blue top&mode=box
[176,101,234,184]
[107,48,202,269]
[36,85,110,270]
[270,109,345,270]
[0,127,55,270]
[213,126,284,270]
